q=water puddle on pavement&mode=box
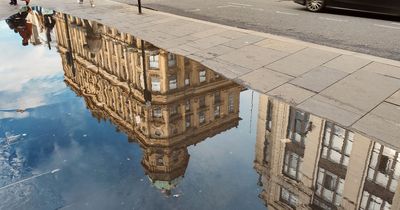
[0,7,399,210]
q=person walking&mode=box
[78,0,95,7]
[6,6,33,46]
[9,0,17,6]
[9,0,30,6]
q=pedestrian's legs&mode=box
[90,0,95,7]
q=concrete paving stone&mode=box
[320,71,400,113]
[255,39,306,53]
[148,21,209,37]
[353,102,400,150]
[149,17,178,25]
[186,54,207,63]
[217,45,288,70]
[222,34,266,49]
[129,21,159,29]
[298,95,364,127]
[157,19,194,27]
[191,51,217,60]
[386,90,400,105]
[172,24,213,37]
[217,30,248,39]
[192,45,235,60]
[213,58,254,76]
[323,55,371,73]
[186,35,231,50]
[290,66,348,92]
[361,62,400,79]
[157,35,199,49]
[146,31,178,41]
[237,67,294,93]
[201,60,241,79]
[267,47,340,77]
[168,47,193,56]
[267,83,316,105]
[191,28,227,38]
[174,44,202,55]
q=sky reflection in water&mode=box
[0,18,263,210]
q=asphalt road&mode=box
[118,0,400,60]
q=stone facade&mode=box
[54,13,242,193]
[255,95,400,210]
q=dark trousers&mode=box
[10,0,17,5]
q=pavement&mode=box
[115,0,400,61]
[0,0,399,149]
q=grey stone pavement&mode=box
[1,0,400,148]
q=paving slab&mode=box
[386,90,400,106]
[222,34,266,49]
[323,55,371,74]
[360,62,400,79]
[255,39,306,53]
[201,59,249,79]
[267,83,315,105]
[191,45,236,60]
[320,71,400,113]
[217,45,288,70]
[217,30,248,39]
[191,28,227,38]
[157,35,199,49]
[290,66,348,92]
[298,95,364,127]
[236,68,294,93]
[267,48,340,77]
[0,0,400,148]
[353,102,400,150]
[186,35,231,50]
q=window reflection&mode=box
[56,13,242,196]
[254,95,400,210]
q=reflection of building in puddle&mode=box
[53,13,242,194]
[254,94,400,209]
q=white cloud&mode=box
[0,31,65,110]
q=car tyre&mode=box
[306,0,326,12]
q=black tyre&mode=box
[306,0,326,12]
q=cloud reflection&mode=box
[0,22,64,110]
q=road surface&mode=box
[119,0,400,60]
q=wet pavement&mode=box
[0,8,400,210]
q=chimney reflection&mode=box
[254,94,400,209]
[54,13,242,194]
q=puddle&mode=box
[0,7,399,210]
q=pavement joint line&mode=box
[256,46,309,73]
[350,87,400,128]
[283,53,344,91]
[0,0,399,146]
[138,6,400,67]
[299,60,363,94]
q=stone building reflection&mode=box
[254,94,400,209]
[53,13,241,194]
